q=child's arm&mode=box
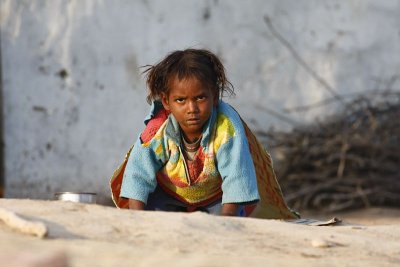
[215,103,260,207]
[220,203,239,216]
[120,138,162,205]
[128,199,145,210]
[120,103,169,207]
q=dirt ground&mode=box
[0,199,399,267]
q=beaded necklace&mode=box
[181,134,202,152]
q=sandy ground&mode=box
[0,199,399,267]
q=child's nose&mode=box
[187,101,199,113]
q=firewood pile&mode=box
[259,92,400,212]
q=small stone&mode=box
[311,238,333,248]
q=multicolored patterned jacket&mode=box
[120,100,260,207]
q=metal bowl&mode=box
[54,192,97,204]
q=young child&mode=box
[110,48,298,219]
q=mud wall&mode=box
[1,0,399,203]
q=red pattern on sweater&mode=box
[140,109,169,143]
[186,148,205,183]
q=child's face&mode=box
[161,76,218,141]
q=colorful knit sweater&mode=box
[120,100,260,206]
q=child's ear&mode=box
[161,93,170,111]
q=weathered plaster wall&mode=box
[1,0,399,203]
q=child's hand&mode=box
[220,203,239,216]
[128,199,145,210]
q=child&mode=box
[110,48,298,219]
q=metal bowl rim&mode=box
[54,192,97,196]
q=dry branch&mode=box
[260,93,400,212]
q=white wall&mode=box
[1,0,399,204]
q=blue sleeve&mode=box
[216,107,260,204]
[120,137,164,204]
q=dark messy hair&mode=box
[143,48,235,104]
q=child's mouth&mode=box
[187,118,200,124]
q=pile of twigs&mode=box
[259,92,400,212]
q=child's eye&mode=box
[196,96,206,101]
[175,98,185,103]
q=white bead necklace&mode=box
[181,134,202,153]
